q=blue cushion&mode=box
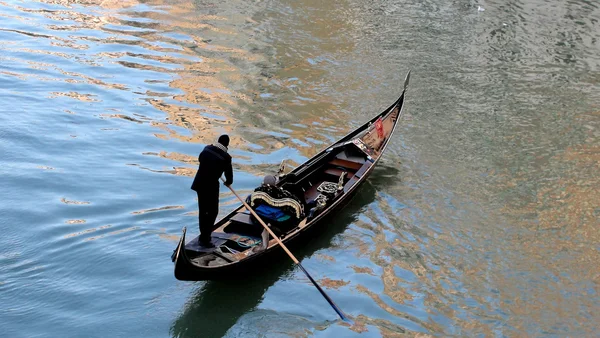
[255,204,286,220]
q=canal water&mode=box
[1,0,598,336]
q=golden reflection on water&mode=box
[315,253,335,262]
[60,197,90,205]
[351,265,375,276]
[493,110,600,335]
[36,0,138,10]
[84,226,140,241]
[131,205,184,215]
[65,219,86,224]
[64,224,111,239]
[104,1,357,161]
[8,0,360,172]
[344,213,447,334]
[318,278,349,290]
[50,91,98,102]
[158,233,181,242]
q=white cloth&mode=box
[213,142,228,153]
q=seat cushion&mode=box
[255,204,287,221]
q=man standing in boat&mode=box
[191,135,233,248]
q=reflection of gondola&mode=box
[172,72,410,281]
[170,181,379,338]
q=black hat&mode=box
[217,134,230,147]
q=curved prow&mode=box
[171,227,186,263]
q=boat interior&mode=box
[182,141,372,267]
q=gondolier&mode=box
[191,134,233,248]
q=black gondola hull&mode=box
[173,71,410,281]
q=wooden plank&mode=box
[304,181,323,203]
[335,151,366,165]
[343,176,361,193]
[213,221,231,233]
[324,168,355,179]
[328,158,363,171]
[297,219,308,229]
[353,163,371,178]
[230,212,255,226]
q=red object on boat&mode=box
[375,117,384,139]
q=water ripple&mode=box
[2,0,599,336]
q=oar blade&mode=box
[297,264,352,323]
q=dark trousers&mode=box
[197,191,218,243]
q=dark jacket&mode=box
[191,145,233,195]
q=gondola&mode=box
[172,71,410,281]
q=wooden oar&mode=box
[221,177,351,322]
